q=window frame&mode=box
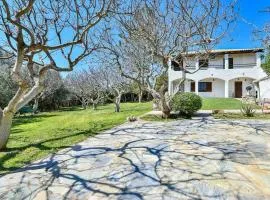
[199,59,209,69]
[198,82,212,92]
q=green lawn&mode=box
[202,98,245,110]
[0,102,151,174]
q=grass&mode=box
[213,113,270,120]
[0,102,152,174]
[201,98,261,110]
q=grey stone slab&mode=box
[1,118,270,199]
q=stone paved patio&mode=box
[1,117,270,200]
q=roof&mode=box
[177,48,264,58]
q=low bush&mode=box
[241,102,256,117]
[212,109,224,114]
[171,92,202,117]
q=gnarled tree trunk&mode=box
[0,109,13,150]
[159,92,171,118]
[114,93,122,112]
[0,68,45,150]
[81,98,88,109]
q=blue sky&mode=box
[218,0,270,49]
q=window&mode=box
[190,82,195,92]
[199,59,209,69]
[229,58,233,69]
[171,60,182,71]
[199,82,212,92]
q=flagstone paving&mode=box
[1,117,270,200]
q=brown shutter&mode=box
[229,58,233,69]
[191,82,195,92]
[206,82,212,92]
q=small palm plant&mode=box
[241,102,256,117]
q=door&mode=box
[235,81,242,98]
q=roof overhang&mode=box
[175,48,264,59]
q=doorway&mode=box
[235,81,242,98]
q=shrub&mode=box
[241,102,256,117]
[127,116,137,122]
[171,92,202,117]
[212,109,224,114]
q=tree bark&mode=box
[138,89,143,103]
[81,98,87,109]
[158,82,171,118]
[115,103,120,112]
[33,97,39,114]
[159,94,171,118]
[92,103,97,110]
[114,93,122,112]
[0,110,14,150]
[152,99,159,110]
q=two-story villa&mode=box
[168,48,270,100]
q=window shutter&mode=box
[191,82,195,92]
[229,58,233,69]
[206,82,212,92]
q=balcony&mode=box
[183,63,257,71]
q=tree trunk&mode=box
[178,72,186,93]
[0,110,14,150]
[115,103,120,112]
[138,90,143,103]
[159,97,171,118]
[115,93,122,112]
[33,97,39,114]
[92,103,97,110]
[158,82,171,118]
[81,98,87,109]
[152,99,159,110]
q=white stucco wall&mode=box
[168,52,265,83]
[168,51,267,97]
[232,53,256,68]
[228,78,255,97]
[197,78,225,98]
[259,79,270,99]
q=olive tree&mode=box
[105,0,236,117]
[99,66,130,112]
[65,68,105,110]
[32,70,63,113]
[0,0,115,150]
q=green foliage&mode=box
[0,102,152,174]
[262,53,270,76]
[171,92,202,117]
[155,74,168,91]
[39,85,70,111]
[241,102,256,117]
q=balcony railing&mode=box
[174,63,257,71]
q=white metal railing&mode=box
[174,63,256,71]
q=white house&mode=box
[168,48,270,101]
